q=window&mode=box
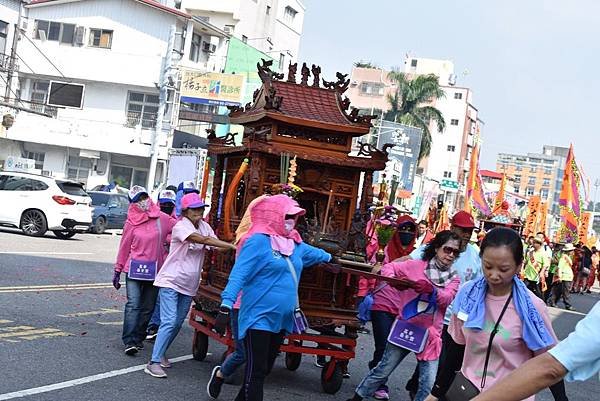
[544,168,552,175]
[126,92,159,129]
[514,175,521,183]
[526,187,535,196]
[56,181,87,196]
[541,189,549,199]
[0,176,47,191]
[543,178,550,186]
[67,156,91,185]
[450,119,459,125]
[516,165,522,171]
[514,187,520,194]
[284,6,298,23]
[530,166,537,173]
[35,20,76,44]
[279,53,285,69]
[528,177,536,185]
[26,151,45,170]
[242,35,248,43]
[88,28,113,49]
[454,92,463,100]
[411,59,418,67]
[0,20,7,53]
[443,171,452,178]
[266,6,271,15]
[190,33,202,62]
[30,80,49,108]
[359,82,384,96]
[447,145,456,152]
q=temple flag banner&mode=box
[578,212,591,245]
[559,145,582,242]
[464,140,491,216]
[524,196,541,237]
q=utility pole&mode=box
[594,179,600,212]
[147,25,176,192]
[4,1,23,101]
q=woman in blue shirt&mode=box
[209,195,333,401]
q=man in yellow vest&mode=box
[549,243,575,310]
[523,236,550,299]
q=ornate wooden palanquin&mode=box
[197,60,389,329]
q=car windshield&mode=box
[57,181,88,197]
[90,193,110,206]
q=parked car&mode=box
[0,172,92,239]
[88,191,129,234]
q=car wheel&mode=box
[93,216,107,234]
[20,210,48,237]
[53,230,77,240]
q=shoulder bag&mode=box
[128,218,162,281]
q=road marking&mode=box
[58,309,121,318]
[548,307,587,317]
[0,328,66,340]
[0,326,36,332]
[0,283,112,294]
[0,252,94,255]
[0,354,195,400]
[0,320,13,324]
[96,321,122,326]
[0,283,111,290]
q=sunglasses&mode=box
[442,246,461,257]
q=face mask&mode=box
[284,219,295,234]
[137,199,150,211]
[160,203,174,215]
[399,232,415,246]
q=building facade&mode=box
[496,151,560,208]
[0,0,229,190]
[180,0,304,71]
[345,57,481,211]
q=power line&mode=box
[14,52,36,74]
[0,73,26,108]
[21,32,66,78]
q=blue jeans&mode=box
[369,310,396,393]
[221,309,246,377]
[148,295,161,330]
[150,287,193,363]
[122,277,159,346]
[356,342,438,401]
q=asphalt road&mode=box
[0,227,598,401]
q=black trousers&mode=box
[552,281,572,308]
[524,279,543,299]
[235,329,285,401]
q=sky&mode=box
[298,0,600,181]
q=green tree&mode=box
[353,60,378,69]
[385,70,446,161]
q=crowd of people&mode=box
[110,183,599,401]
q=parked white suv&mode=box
[0,172,92,239]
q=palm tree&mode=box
[385,70,446,161]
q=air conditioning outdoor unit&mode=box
[74,26,85,45]
[202,42,216,53]
[38,30,47,41]
[223,26,233,34]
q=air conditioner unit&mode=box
[38,30,47,41]
[202,42,216,53]
[74,26,85,45]
[223,26,233,34]
[350,80,358,86]
[20,19,28,31]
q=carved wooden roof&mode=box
[229,60,377,135]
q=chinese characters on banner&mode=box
[578,212,591,245]
[180,70,245,106]
[524,196,541,237]
[538,202,548,236]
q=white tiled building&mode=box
[180,0,305,70]
[0,0,229,190]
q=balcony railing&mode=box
[125,111,157,129]
[0,98,57,118]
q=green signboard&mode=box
[440,179,459,190]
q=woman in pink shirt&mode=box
[144,193,236,378]
[113,186,175,356]
[345,230,461,401]
[426,227,568,401]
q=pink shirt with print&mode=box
[448,290,557,401]
[153,217,216,297]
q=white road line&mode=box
[0,354,195,400]
[0,283,111,290]
[0,286,113,294]
[0,252,94,255]
[58,309,121,318]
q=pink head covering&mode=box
[239,194,305,256]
